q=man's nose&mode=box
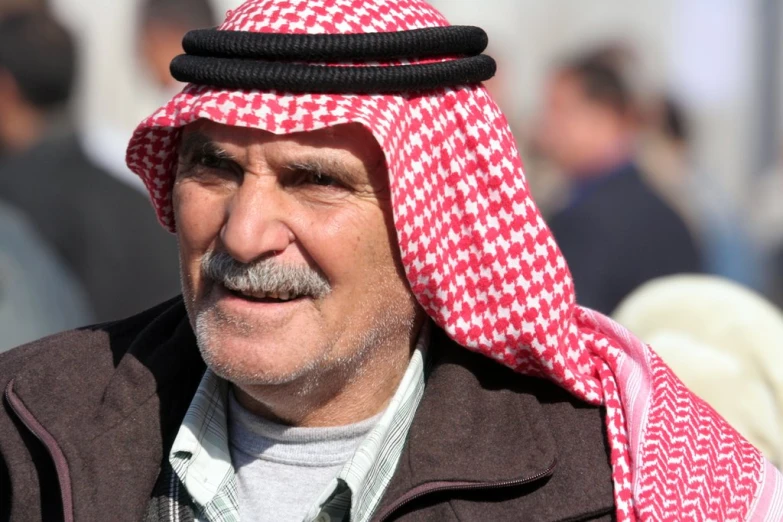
[220,180,294,264]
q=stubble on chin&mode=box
[192,298,331,388]
[187,275,421,416]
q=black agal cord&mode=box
[170,25,496,93]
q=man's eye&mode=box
[282,164,350,194]
[197,153,233,171]
[306,172,340,187]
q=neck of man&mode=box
[233,319,424,427]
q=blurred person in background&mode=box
[0,7,70,158]
[639,96,762,290]
[0,5,93,347]
[79,0,219,196]
[0,9,181,322]
[534,52,701,314]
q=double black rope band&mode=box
[170,54,496,93]
[182,26,488,62]
[171,25,496,93]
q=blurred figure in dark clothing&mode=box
[0,7,72,157]
[0,10,180,322]
[0,6,91,346]
[535,53,701,314]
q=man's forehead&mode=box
[179,119,381,153]
[178,119,387,179]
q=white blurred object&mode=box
[613,274,783,468]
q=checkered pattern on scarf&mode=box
[126,1,783,520]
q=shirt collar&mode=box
[312,322,431,521]
[169,322,431,521]
[169,370,233,508]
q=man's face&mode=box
[535,72,625,175]
[174,121,422,387]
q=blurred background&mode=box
[0,0,782,339]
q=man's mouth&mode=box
[225,287,306,303]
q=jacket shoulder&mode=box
[0,296,187,383]
[0,296,195,522]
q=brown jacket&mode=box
[0,297,615,521]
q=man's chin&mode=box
[199,342,318,387]
[193,317,324,386]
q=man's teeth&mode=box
[238,289,298,301]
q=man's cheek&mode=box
[174,185,226,248]
[173,189,215,305]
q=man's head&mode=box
[175,120,423,393]
[535,55,636,176]
[137,0,217,90]
[128,0,577,420]
[0,10,76,153]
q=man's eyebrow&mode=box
[178,132,234,161]
[284,156,361,184]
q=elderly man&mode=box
[1,1,781,521]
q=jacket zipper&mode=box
[5,379,74,522]
[375,460,557,522]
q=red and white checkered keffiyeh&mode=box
[126,1,783,519]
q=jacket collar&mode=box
[373,328,614,521]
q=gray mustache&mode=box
[201,251,331,299]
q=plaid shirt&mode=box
[168,326,430,522]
